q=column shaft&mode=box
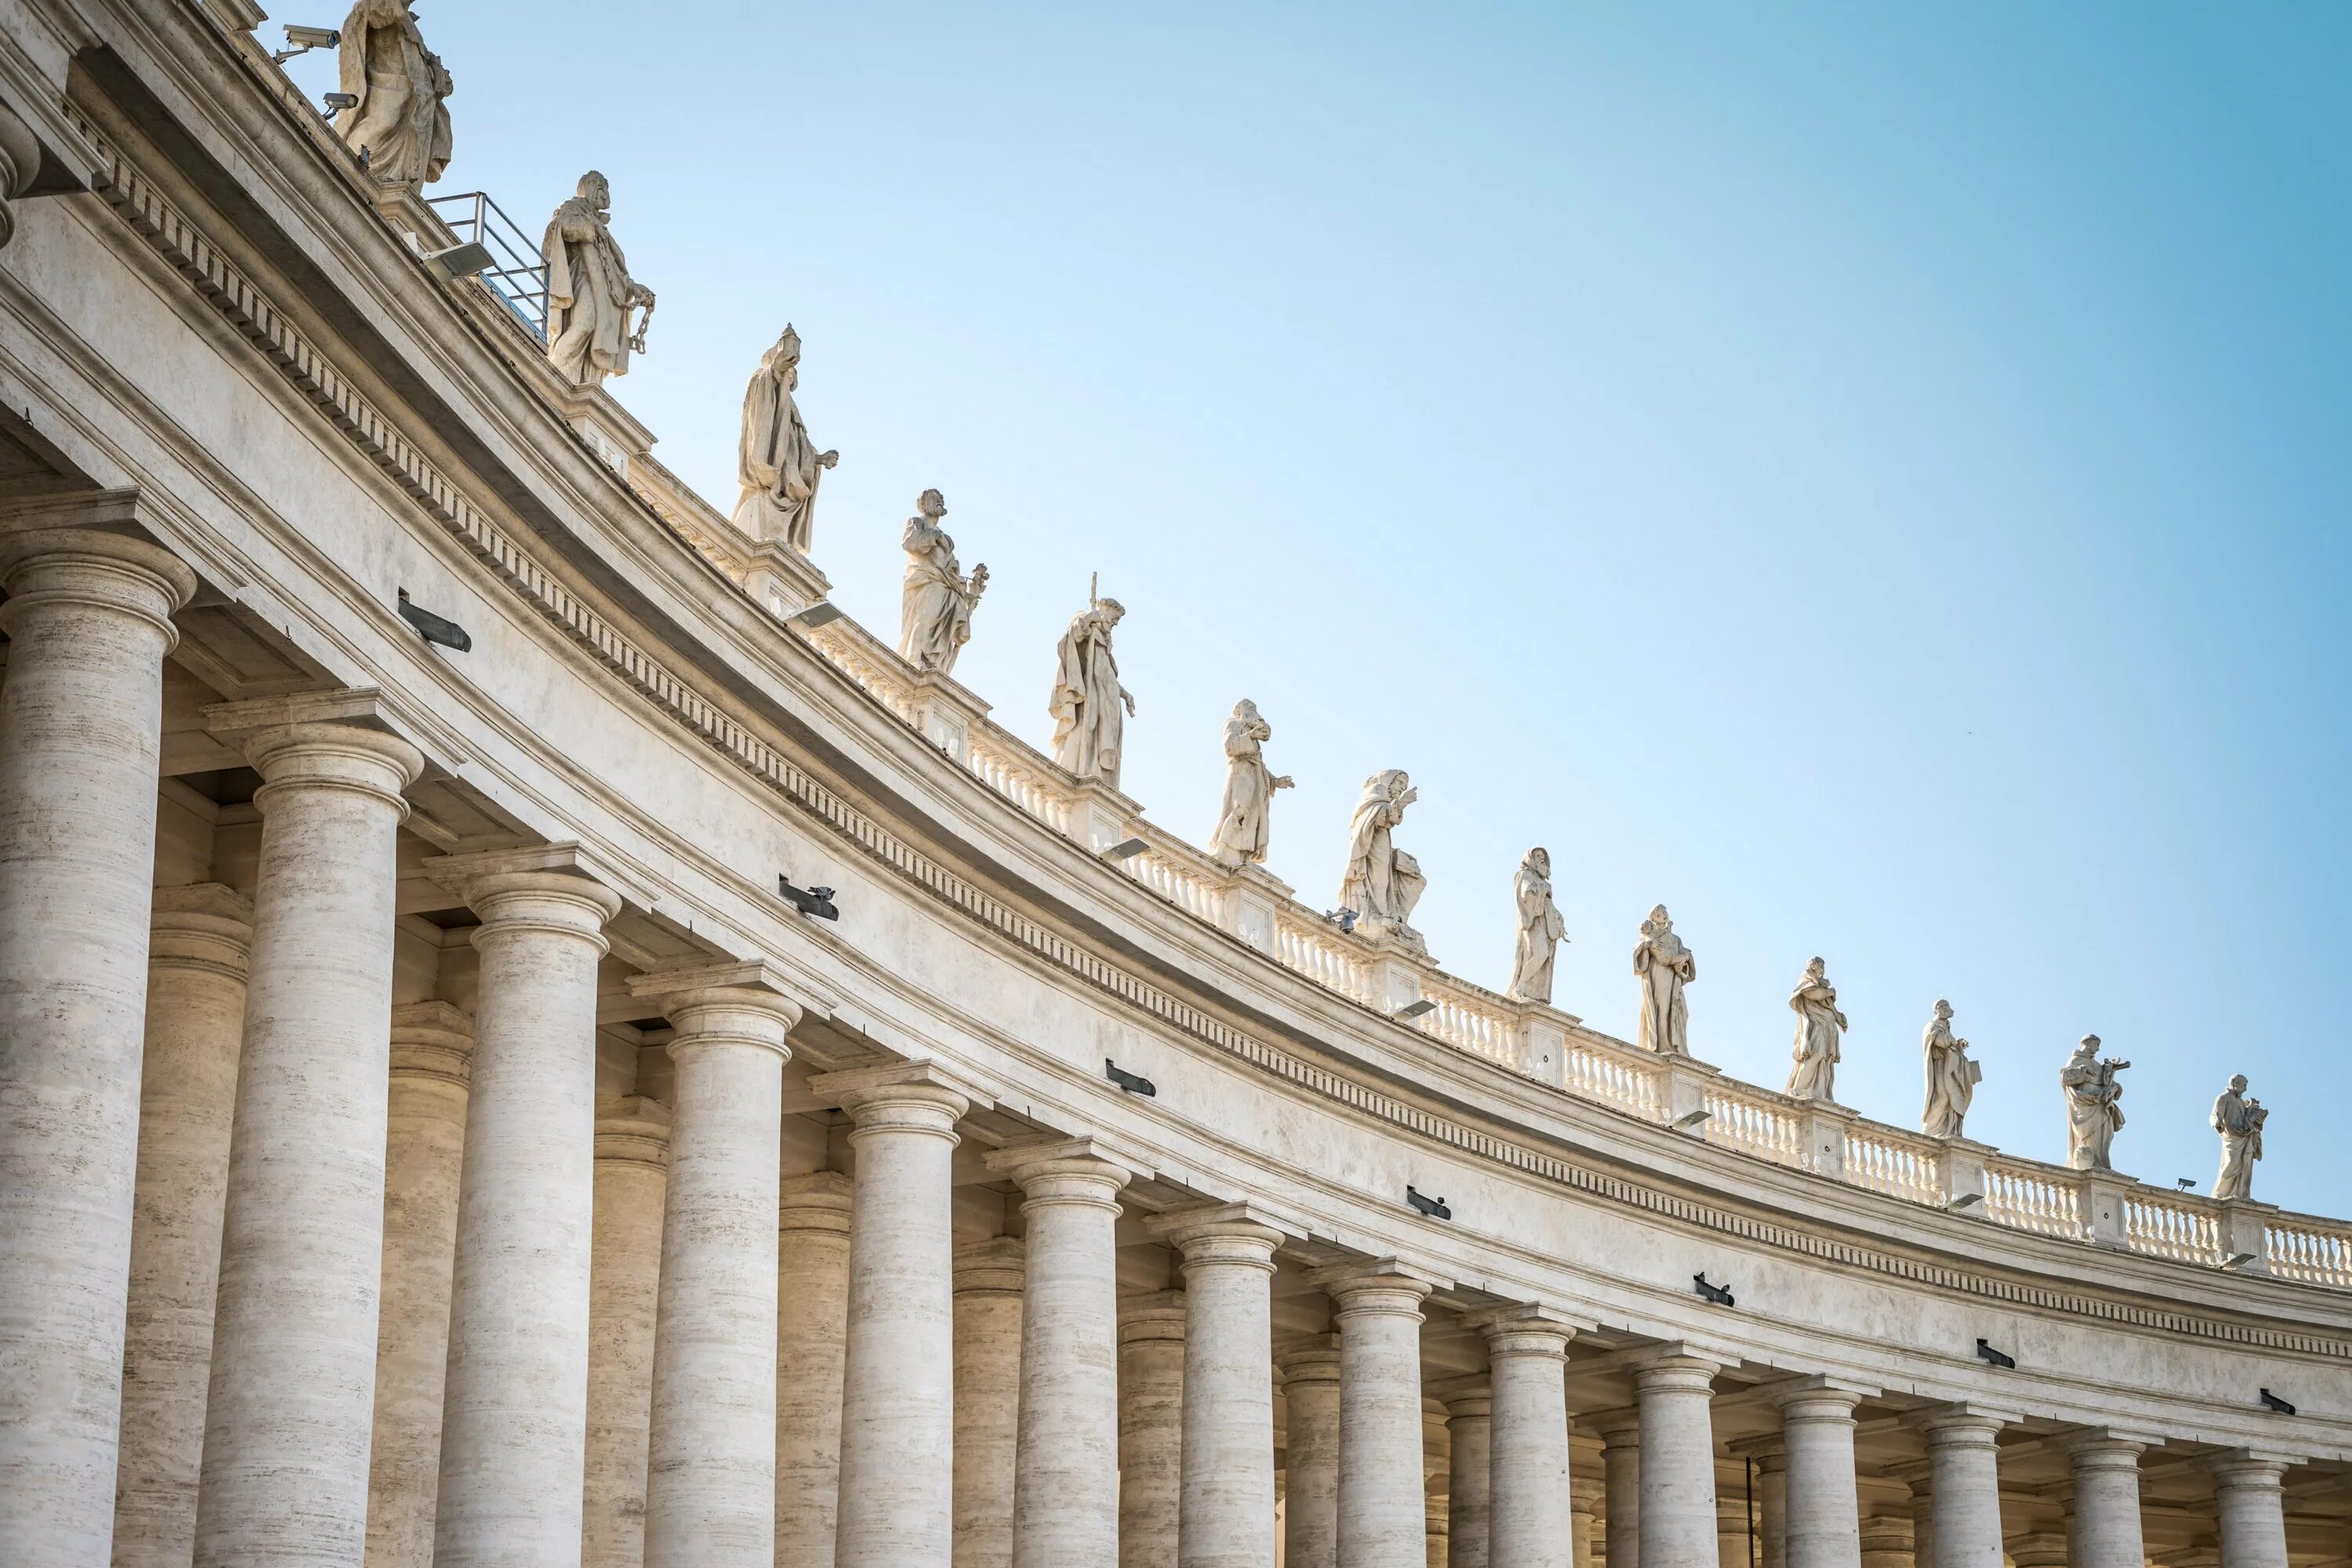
[1319,1269,1434,1568]
[2066,1437,2146,1568]
[1160,1210,1283,1568]
[1774,1386,1863,1568]
[1276,1338,1342,1568]
[1570,1478,1603,1568]
[1118,1294,1186,1568]
[1597,1417,1640,1568]
[1755,1457,1785,1568]
[1918,1412,2005,1568]
[1633,1356,1722,1568]
[775,1172,853,1568]
[1904,1481,1933,1568]
[581,1099,670,1568]
[1439,1388,1492,1568]
[2211,1456,2291,1568]
[955,1240,1028,1568]
[1481,1318,1574,1568]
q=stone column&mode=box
[1728,1439,1784,1568]
[1718,1499,1753,1568]
[956,1239,1029,1568]
[1152,1207,1284,1568]
[363,1002,475,1568]
[2065,1432,2151,1568]
[1913,1408,2011,1568]
[1276,1336,1343,1568]
[1632,1351,1723,1568]
[1773,1381,1866,1568]
[815,1063,975,1568]
[193,720,425,1568]
[985,1140,1131,1568]
[1570,1478,1603,1568]
[1117,1292,1186,1568]
[108,886,253,1568]
[775,1171,854,1568]
[1434,1379,1492,1568]
[1856,1516,1911,1568]
[1594,1411,1641,1568]
[0,524,195,1568]
[1903,1475,1933,1568]
[430,862,622,1568]
[1474,1309,1576,1568]
[1428,1501,1451,1568]
[639,969,801,1568]
[1312,1264,1435,1568]
[2209,1451,2294,1568]
[582,1098,671,1568]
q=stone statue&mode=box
[897,490,985,674]
[1505,848,1566,1004]
[1632,905,1695,1055]
[334,1,452,192]
[541,172,655,389]
[1340,770,1426,949]
[2211,1075,2266,1201]
[731,326,837,553]
[1207,699,1290,868]
[1048,595,1132,786]
[2060,1035,2129,1171]
[1784,956,1846,1102]
[1921,1000,1979,1138]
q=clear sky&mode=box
[292,3,2351,1214]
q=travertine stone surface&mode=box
[193,721,423,1568]
[430,869,622,1568]
[2209,1452,2292,1568]
[641,980,800,1568]
[955,1238,1028,1568]
[1856,1515,1911,1568]
[818,1066,972,1568]
[1154,1207,1283,1568]
[363,1001,475,1568]
[1916,1408,2010,1568]
[986,1142,1131,1568]
[1117,1291,1187,1568]
[1275,1337,1343,1568]
[1316,1265,1433,1568]
[1771,1381,1864,1568]
[1595,1411,1641,1568]
[1718,1497,1754,1568]
[775,1171,854,1568]
[1570,1477,1603,1568]
[1435,1380,1492,1568]
[0,526,194,1568]
[1633,1353,1722,1568]
[2064,1432,2149,1568]
[1475,1311,1575,1568]
[111,885,253,1568]
[1904,1475,1935,1568]
[581,1098,670,1568]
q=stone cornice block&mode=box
[423,840,652,916]
[982,1135,1134,1195]
[953,1236,1026,1296]
[1143,1200,1297,1251]
[1906,1400,2025,1433]
[1305,1256,1446,1297]
[627,956,809,1024]
[593,1094,672,1166]
[1461,1301,1594,1338]
[808,1058,993,1119]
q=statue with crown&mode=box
[731,325,837,554]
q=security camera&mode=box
[285,24,340,48]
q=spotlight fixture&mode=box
[1105,1059,1157,1098]
[786,601,844,631]
[776,876,838,920]
[1944,1192,1984,1211]
[1975,1338,2016,1370]
[423,241,495,281]
[1693,1273,1735,1308]
[1101,838,1150,861]
[396,589,471,651]
[1406,1185,1451,1221]
[2218,1251,2260,1272]
[1672,1109,1713,1130]
[272,23,340,63]
[1325,907,1358,933]
[1392,998,1437,1022]
[2259,1388,2296,1416]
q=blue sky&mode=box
[296,4,2350,1213]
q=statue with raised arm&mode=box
[2211,1075,2265,1201]
[1207,699,1290,868]
[542,172,655,388]
[1505,848,1567,1004]
[334,1,452,192]
[731,325,837,553]
[1049,594,1132,786]
[1784,956,1846,1102]
[897,489,985,674]
[1341,770,1426,948]
[1632,904,1695,1055]
[2060,1035,2129,1171]
[1921,999,1979,1138]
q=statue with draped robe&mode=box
[542,172,654,388]
[897,489,985,673]
[2211,1075,2265,1200]
[1784,956,1846,1102]
[1505,848,1566,1004]
[1049,597,1131,786]
[1921,999,1979,1138]
[2061,1035,2129,1171]
[1207,699,1290,867]
[732,325,837,553]
[1632,904,1695,1055]
[1340,769,1425,949]
[334,1,452,191]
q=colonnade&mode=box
[0,521,2319,1568]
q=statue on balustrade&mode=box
[1632,904,1695,1055]
[1049,590,1132,788]
[542,172,655,389]
[334,1,453,192]
[1207,699,1290,868]
[2211,1074,2266,1201]
[1505,848,1566,1005]
[2060,1035,2129,1171]
[897,489,985,674]
[731,325,837,554]
[1784,956,1846,1102]
[1341,769,1426,952]
[1920,999,1980,1138]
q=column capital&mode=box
[2204,1448,2300,1485]
[428,844,626,935]
[0,518,198,642]
[630,960,804,1062]
[1117,1288,1187,1344]
[238,720,425,819]
[1464,1301,1584,1359]
[1588,1406,1641,1445]
[594,1094,673,1167]
[1429,1373,1492,1418]
[1273,1333,1341,1384]
[149,882,256,976]
[2063,1426,2163,1465]
[2006,1531,2068,1568]
[778,1171,853,1236]
[1766,1374,1875,1419]
[1632,1344,1729,1394]
[1144,1200,1286,1267]
[1908,1402,2020,1443]
[953,1236,1026,1296]
[389,1000,474,1085]
[1307,1257,1439,1316]
[1726,1432,1787,1465]
[811,1059,982,1133]
[982,1135,1131,1209]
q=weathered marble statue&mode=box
[1920,1000,1979,1138]
[2060,1035,2129,1171]
[1207,699,1290,868]
[896,490,985,674]
[1505,848,1566,1004]
[1340,770,1426,948]
[2211,1075,2266,1201]
[334,0,452,191]
[1049,597,1132,786]
[1784,956,1846,1102]
[1632,905,1695,1055]
[542,172,655,389]
[731,326,837,553]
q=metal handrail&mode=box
[425,191,550,339]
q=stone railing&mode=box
[1563,1029,1665,1122]
[2263,1214,2352,1288]
[1113,823,1225,927]
[1271,908,1377,1007]
[1982,1156,2088,1241]
[1702,1081,1810,1170]
[1843,1122,1946,1206]
[964,728,1076,840]
[1406,971,1523,1071]
[2125,1189,2224,1266]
